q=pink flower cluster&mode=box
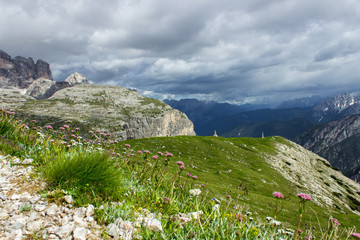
[297,193,311,201]
[352,233,360,239]
[330,218,340,226]
[177,161,185,170]
[273,192,284,198]
[165,152,173,157]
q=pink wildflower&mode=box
[138,150,143,154]
[165,152,173,157]
[192,175,198,179]
[351,233,360,238]
[273,192,284,198]
[125,144,131,147]
[186,172,191,177]
[89,131,94,134]
[22,124,29,129]
[226,195,231,199]
[179,165,185,170]
[176,161,184,166]
[158,152,163,155]
[65,120,72,123]
[110,141,114,144]
[114,140,118,143]
[100,133,106,136]
[45,125,53,130]
[331,218,340,226]
[152,155,159,159]
[75,128,80,131]
[59,127,65,130]
[297,193,311,201]
[201,184,205,187]
[144,150,150,153]
[63,125,69,129]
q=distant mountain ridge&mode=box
[313,93,360,122]
[167,93,360,138]
[295,114,360,182]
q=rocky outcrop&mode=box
[0,50,52,89]
[25,72,89,100]
[270,138,360,212]
[312,93,360,123]
[64,72,89,86]
[295,114,360,182]
[16,84,196,139]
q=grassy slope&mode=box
[121,136,360,231]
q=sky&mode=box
[1,0,360,105]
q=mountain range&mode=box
[1,49,360,185]
[166,94,360,183]
[1,50,360,232]
[0,50,195,140]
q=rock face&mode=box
[25,72,89,99]
[312,93,360,123]
[0,50,195,139]
[269,138,360,211]
[0,50,52,89]
[295,114,360,182]
[16,84,196,139]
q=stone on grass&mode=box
[46,204,59,217]
[73,226,88,240]
[64,195,73,204]
[26,220,43,232]
[144,218,163,232]
[55,223,73,239]
[86,204,94,217]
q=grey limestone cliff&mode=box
[16,84,196,139]
[295,114,360,182]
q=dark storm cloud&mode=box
[1,0,360,104]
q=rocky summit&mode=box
[0,50,52,89]
[0,50,195,140]
[16,84,196,140]
[295,114,360,182]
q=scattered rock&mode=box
[73,226,88,240]
[0,155,104,239]
[144,218,163,232]
[64,195,73,204]
[26,220,43,232]
[86,204,94,217]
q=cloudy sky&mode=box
[1,0,360,105]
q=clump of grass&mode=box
[42,149,123,202]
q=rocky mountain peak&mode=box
[64,72,89,86]
[312,93,360,122]
[0,49,53,89]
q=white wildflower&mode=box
[189,189,201,196]
[212,204,220,211]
